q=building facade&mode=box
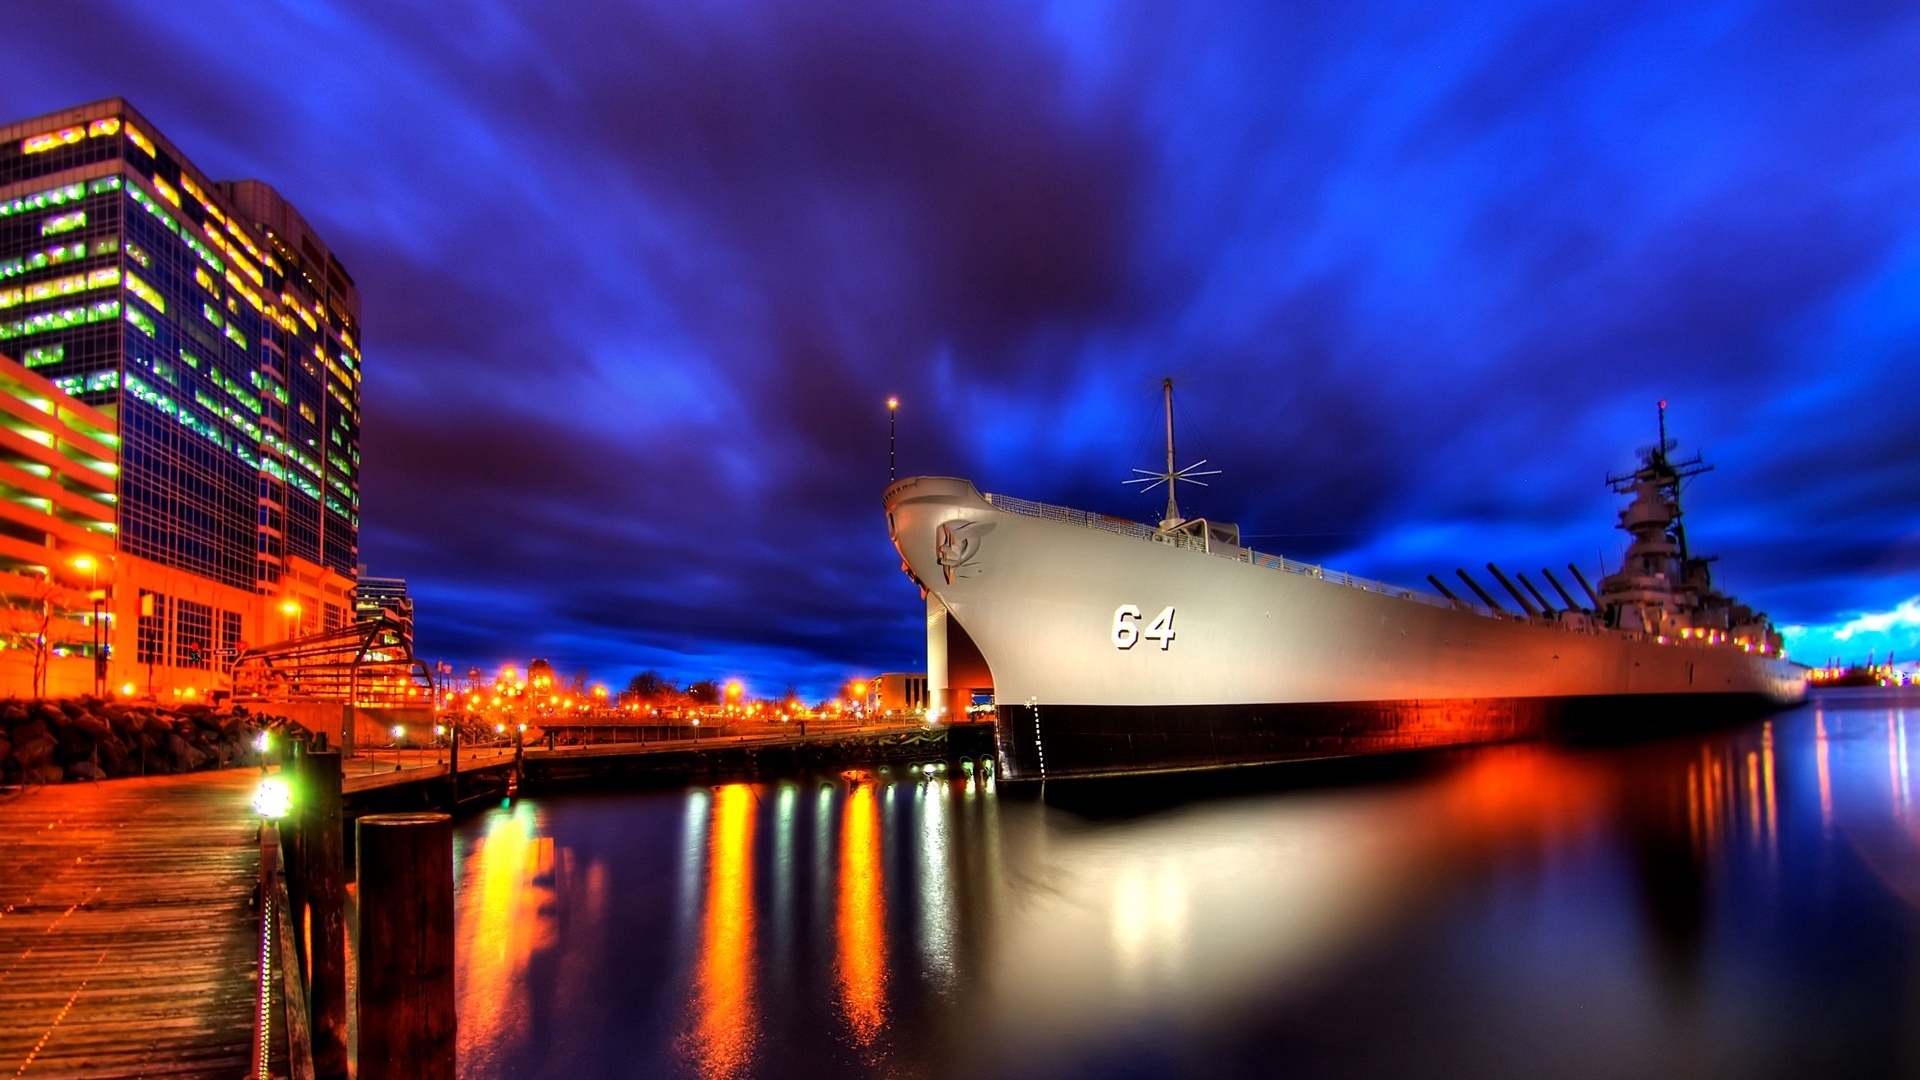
[866,671,931,716]
[0,99,361,698]
[352,570,413,650]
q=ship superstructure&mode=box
[884,392,1806,783]
[1593,404,1782,655]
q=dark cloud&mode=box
[4,0,1919,690]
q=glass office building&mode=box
[0,99,361,693]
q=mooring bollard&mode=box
[305,750,349,1080]
[356,812,454,1080]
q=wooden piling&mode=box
[305,750,349,1080]
[355,812,455,1080]
[286,729,311,965]
[446,722,460,811]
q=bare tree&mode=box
[0,572,86,697]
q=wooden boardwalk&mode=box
[0,771,262,1079]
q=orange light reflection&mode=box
[455,803,555,1067]
[687,784,759,1079]
[837,783,887,1046]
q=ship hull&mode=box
[995,693,1787,781]
[883,476,1809,783]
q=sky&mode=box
[4,0,1918,694]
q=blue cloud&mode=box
[4,0,1917,694]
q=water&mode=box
[452,688,1920,1079]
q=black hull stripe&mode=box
[994,694,1805,781]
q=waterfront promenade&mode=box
[0,771,260,1079]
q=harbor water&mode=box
[452,688,1920,1079]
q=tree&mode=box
[0,572,87,697]
[684,679,720,704]
[626,670,671,698]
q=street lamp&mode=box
[887,396,899,482]
[72,553,105,696]
[280,598,300,641]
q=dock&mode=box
[337,721,1000,812]
[0,771,262,1080]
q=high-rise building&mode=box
[353,570,413,650]
[0,98,361,697]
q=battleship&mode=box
[884,384,1807,782]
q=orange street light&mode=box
[726,681,743,700]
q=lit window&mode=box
[152,176,181,207]
[125,125,156,157]
[21,126,85,154]
[128,185,179,234]
[125,272,164,313]
[88,118,121,138]
[0,181,86,218]
[23,344,63,368]
[0,300,120,341]
[41,210,86,236]
[126,306,157,338]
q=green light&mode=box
[253,777,292,819]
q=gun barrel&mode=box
[1456,568,1508,615]
[1568,563,1602,607]
[1486,562,1542,617]
[1427,574,1464,606]
[1516,572,1557,614]
[1541,568,1586,613]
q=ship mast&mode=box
[1162,378,1179,527]
[1125,377,1219,530]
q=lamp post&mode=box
[887,397,899,482]
[280,598,300,642]
[251,775,292,1080]
[73,554,104,696]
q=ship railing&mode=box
[983,492,1210,551]
[985,491,1490,614]
[1237,551,1476,612]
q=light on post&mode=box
[253,776,292,819]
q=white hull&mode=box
[884,476,1807,781]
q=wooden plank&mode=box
[0,771,262,1080]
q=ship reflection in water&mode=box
[452,689,1920,1079]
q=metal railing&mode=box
[984,491,1487,616]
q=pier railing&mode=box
[984,492,1488,616]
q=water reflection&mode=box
[836,781,887,1047]
[453,691,1920,1080]
[454,802,556,1076]
[686,784,759,1078]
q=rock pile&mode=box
[0,698,283,786]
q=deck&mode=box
[0,771,261,1079]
